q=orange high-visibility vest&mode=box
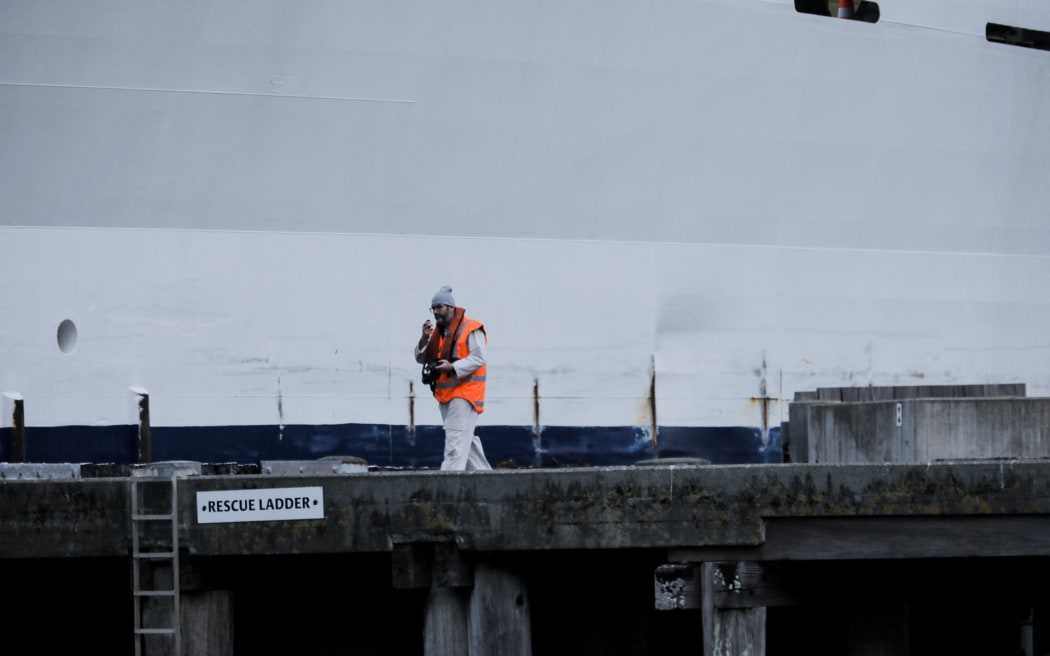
[433,317,487,413]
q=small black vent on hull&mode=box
[987,23,1050,52]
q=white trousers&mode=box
[438,397,492,471]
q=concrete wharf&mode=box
[3,458,1050,654]
[3,384,1050,655]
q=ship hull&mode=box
[2,1,1048,465]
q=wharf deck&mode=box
[2,459,1049,561]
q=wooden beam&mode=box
[392,542,432,589]
[709,562,803,609]
[658,561,804,611]
[655,562,701,610]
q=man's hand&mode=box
[432,359,454,375]
[419,320,434,349]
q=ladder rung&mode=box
[131,476,180,650]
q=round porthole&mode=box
[57,319,78,354]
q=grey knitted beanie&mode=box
[431,285,456,307]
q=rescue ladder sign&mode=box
[196,486,324,524]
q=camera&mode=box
[421,362,438,385]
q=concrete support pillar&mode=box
[468,563,532,656]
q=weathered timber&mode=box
[708,562,801,610]
[468,563,532,656]
[656,561,808,612]
[433,541,474,588]
[4,461,1050,560]
[702,562,766,656]
[393,542,434,589]
[181,590,234,656]
[425,588,470,656]
[654,562,701,610]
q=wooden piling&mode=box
[181,591,235,656]
[424,587,470,656]
[468,563,532,656]
[702,562,767,656]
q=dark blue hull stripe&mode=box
[2,424,782,467]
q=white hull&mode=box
[2,1,1049,462]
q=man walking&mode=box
[415,286,492,470]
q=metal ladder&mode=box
[131,473,181,655]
